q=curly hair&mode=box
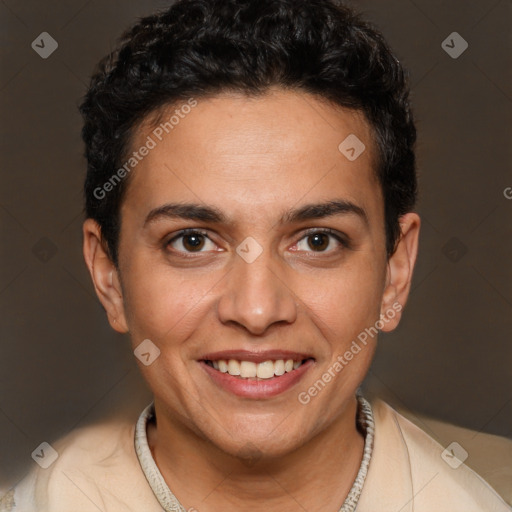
[80,0,417,267]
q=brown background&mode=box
[1,0,511,488]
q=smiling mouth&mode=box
[203,358,314,379]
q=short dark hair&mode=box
[80,0,417,267]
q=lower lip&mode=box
[199,359,315,399]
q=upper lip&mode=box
[200,349,315,364]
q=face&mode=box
[84,88,419,459]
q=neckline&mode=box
[134,393,375,512]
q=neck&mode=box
[147,395,365,512]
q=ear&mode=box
[379,212,420,332]
[82,218,129,333]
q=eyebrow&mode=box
[143,199,369,228]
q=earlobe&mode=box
[82,219,129,333]
[380,212,421,332]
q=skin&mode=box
[83,88,420,511]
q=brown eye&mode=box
[293,229,346,254]
[166,230,216,253]
[182,233,205,251]
[307,233,330,251]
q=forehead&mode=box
[121,89,382,226]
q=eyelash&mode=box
[164,228,349,257]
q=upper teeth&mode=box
[210,359,303,379]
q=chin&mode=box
[205,417,309,462]
[223,434,301,463]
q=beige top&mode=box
[2,397,511,512]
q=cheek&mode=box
[122,261,213,342]
[296,261,383,344]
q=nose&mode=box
[217,246,298,336]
